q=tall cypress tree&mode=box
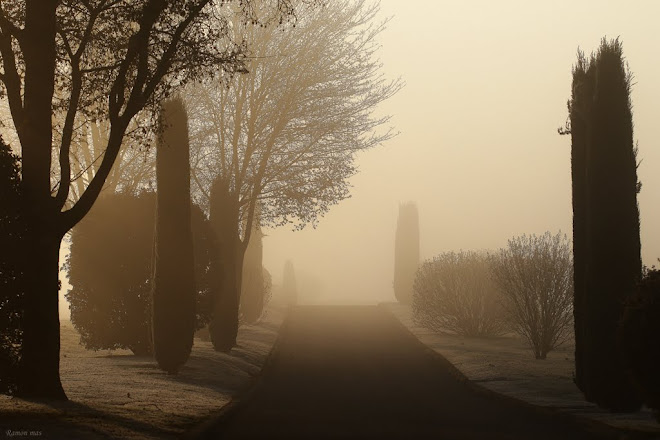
[208,177,241,352]
[568,38,642,411]
[393,202,419,304]
[282,260,297,306]
[240,214,265,324]
[152,97,196,374]
[568,51,594,398]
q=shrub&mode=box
[0,137,23,394]
[412,251,506,337]
[620,266,660,421]
[490,231,574,359]
[66,192,214,355]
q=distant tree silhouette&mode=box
[620,266,660,421]
[282,261,298,306]
[152,98,196,374]
[490,232,574,360]
[413,251,506,337]
[565,38,642,411]
[208,177,241,351]
[0,137,24,394]
[66,192,213,355]
[394,202,419,304]
[240,214,267,324]
[262,268,273,313]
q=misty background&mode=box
[59,0,660,316]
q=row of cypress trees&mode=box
[63,96,273,373]
[151,97,274,370]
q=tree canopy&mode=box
[186,0,401,238]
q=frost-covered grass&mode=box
[0,303,285,439]
[383,302,660,435]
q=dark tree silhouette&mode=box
[565,38,642,411]
[240,216,266,324]
[620,267,660,421]
[152,98,195,374]
[67,192,156,356]
[208,177,241,351]
[66,192,214,356]
[393,202,419,304]
[282,260,298,306]
[0,137,24,394]
[0,0,301,400]
[566,49,594,400]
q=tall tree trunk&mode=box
[15,0,67,400]
[17,226,66,399]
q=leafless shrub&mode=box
[490,232,574,359]
[412,251,507,337]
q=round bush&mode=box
[66,191,215,355]
[413,251,506,337]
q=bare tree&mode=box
[67,118,156,202]
[0,0,302,400]
[185,0,401,350]
[412,251,506,337]
[490,232,574,360]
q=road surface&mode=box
[194,305,621,439]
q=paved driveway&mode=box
[194,305,620,439]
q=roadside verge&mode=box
[380,302,660,439]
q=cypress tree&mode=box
[240,216,265,324]
[393,202,419,304]
[152,97,196,374]
[207,177,241,352]
[282,260,297,306]
[568,51,595,397]
[569,38,642,410]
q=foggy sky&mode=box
[59,0,660,317]
[261,0,660,305]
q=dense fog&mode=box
[262,0,660,305]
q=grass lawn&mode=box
[0,303,285,439]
